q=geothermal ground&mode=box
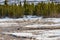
[0,17,60,40]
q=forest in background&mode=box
[0,0,60,18]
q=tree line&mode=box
[0,1,60,18]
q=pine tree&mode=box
[4,0,8,5]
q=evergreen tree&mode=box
[4,0,8,5]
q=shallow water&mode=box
[2,29,60,40]
[0,18,60,40]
